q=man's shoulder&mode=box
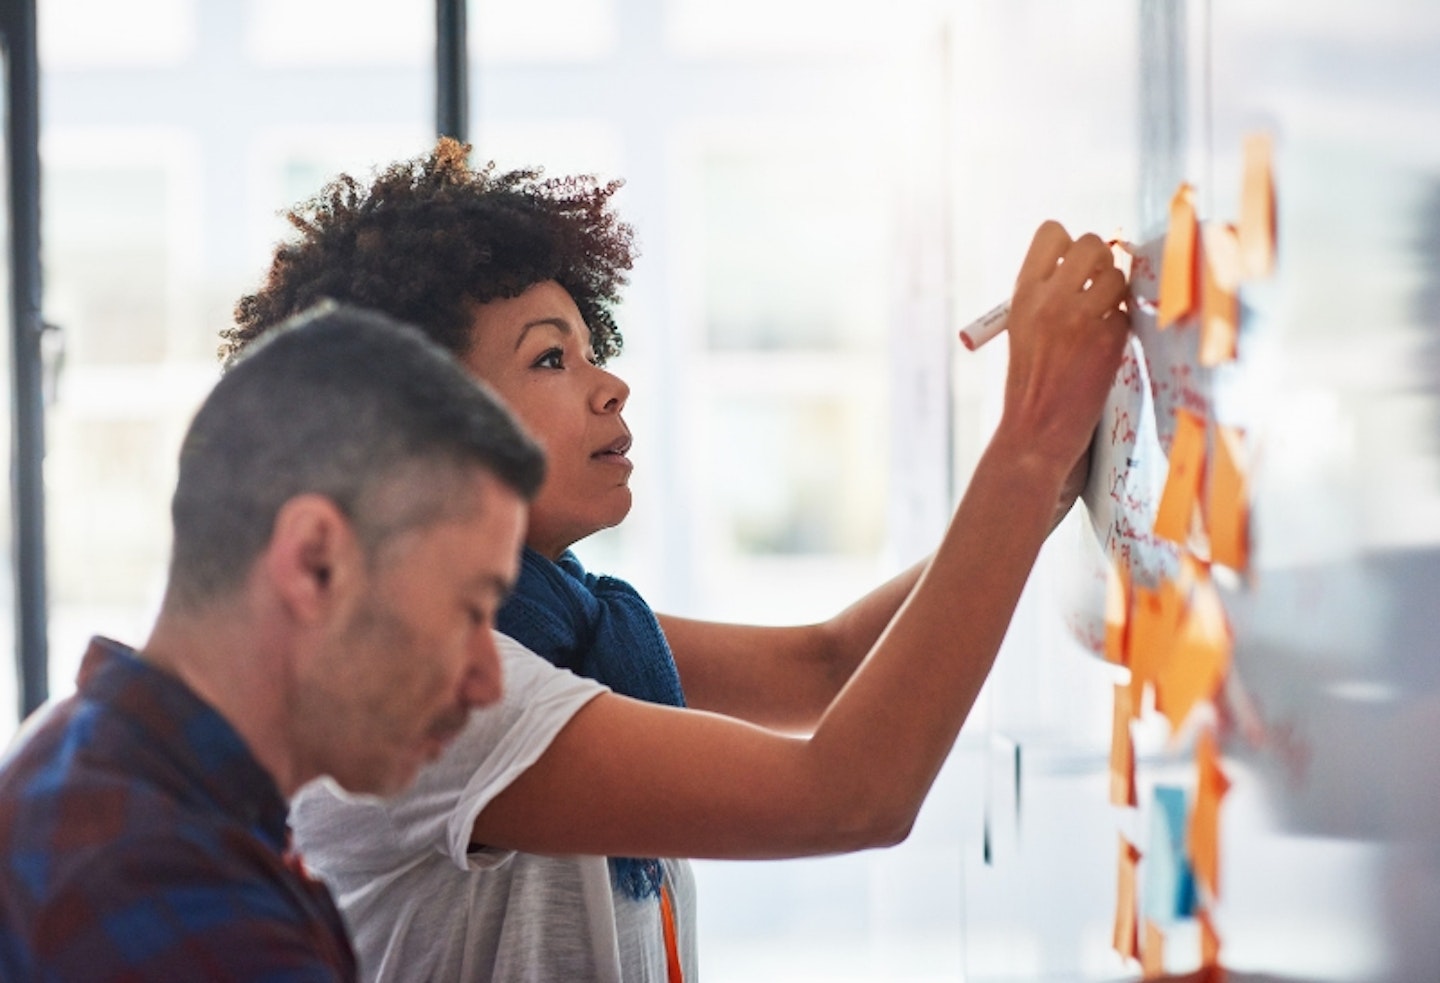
[1,766,281,907]
[1,693,179,829]
[0,697,294,916]
[0,810,353,980]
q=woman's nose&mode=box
[594,367,629,414]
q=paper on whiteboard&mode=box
[1066,234,1212,654]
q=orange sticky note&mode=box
[1105,561,1131,667]
[1156,571,1232,735]
[1154,408,1208,544]
[1189,730,1232,898]
[1176,551,1205,595]
[1142,919,1166,978]
[1128,578,1185,708]
[1206,424,1250,572]
[1238,132,1277,279]
[1114,836,1142,960]
[1158,183,1199,329]
[1199,223,1241,366]
[1111,684,1137,806]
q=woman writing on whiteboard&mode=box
[221,138,1129,982]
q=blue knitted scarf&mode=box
[495,547,685,901]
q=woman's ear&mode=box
[262,494,363,626]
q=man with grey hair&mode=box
[0,303,550,981]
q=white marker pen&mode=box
[958,300,1009,351]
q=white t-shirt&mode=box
[290,633,699,982]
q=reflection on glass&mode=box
[39,3,430,711]
[469,0,615,61]
[1416,177,1440,457]
[702,147,886,352]
[666,0,890,56]
[708,391,884,557]
[44,166,169,364]
[39,0,195,68]
[247,0,427,65]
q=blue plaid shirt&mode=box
[0,637,356,981]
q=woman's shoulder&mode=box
[492,631,612,702]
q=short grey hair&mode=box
[167,301,545,607]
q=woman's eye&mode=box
[533,348,564,370]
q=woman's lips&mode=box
[593,435,633,469]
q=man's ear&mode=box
[262,494,363,626]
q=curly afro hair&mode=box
[220,137,636,366]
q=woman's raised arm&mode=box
[472,222,1130,860]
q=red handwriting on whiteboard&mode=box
[1118,348,1144,394]
[1129,250,1157,286]
[1166,363,1210,417]
[1066,611,1105,654]
[1107,466,1126,505]
[1110,407,1138,446]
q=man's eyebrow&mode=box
[515,317,572,350]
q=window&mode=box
[472,2,966,976]
[40,0,195,69]
[36,0,432,704]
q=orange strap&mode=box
[659,881,684,983]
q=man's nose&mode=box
[461,630,504,708]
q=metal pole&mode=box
[436,0,468,143]
[1,0,49,718]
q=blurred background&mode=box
[1,0,1438,980]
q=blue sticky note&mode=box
[1143,784,1197,922]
